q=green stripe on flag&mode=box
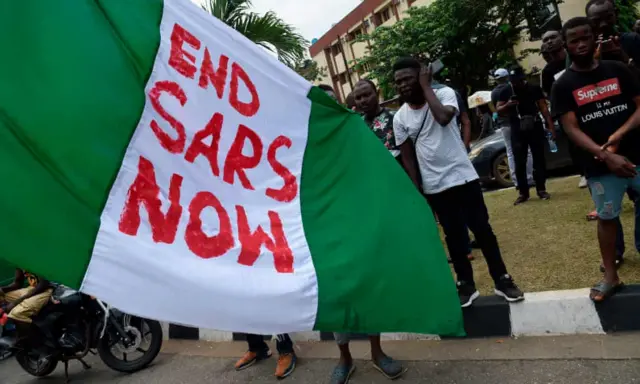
[303,88,464,336]
[0,0,163,288]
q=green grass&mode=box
[456,176,639,295]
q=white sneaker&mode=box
[578,176,588,189]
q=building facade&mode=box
[309,0,435,102]
[310,0,590,102]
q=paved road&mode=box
[4,354,640,384]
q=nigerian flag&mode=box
[0,0,463,336]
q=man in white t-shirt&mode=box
[392,57,524,307]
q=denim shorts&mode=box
[588,168,640,220]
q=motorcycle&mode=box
[0,286,163,382]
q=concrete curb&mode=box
[164,285,640,342]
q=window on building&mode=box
[348,28,363,42]
[331,44,341,56]
[339,73,348,85]
[380,8,391,23]
[526,0,561,40]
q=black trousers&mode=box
[246,333,293,354]
[426,181,508,286]
[512,125,547,196]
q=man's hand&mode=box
[603,152,637,178]
[602,131,625,152]
[419,64,433,89]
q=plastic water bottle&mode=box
[546,131,558,153]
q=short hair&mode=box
[317,84,335,93]
[345,92,355,109]
[562,17,593,40]
[585,0,614,15]
[392,56,421,73]
[355,79,378,93]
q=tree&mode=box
[204,0,308,67]
[292,59,327,82]
[614,0,640,32]
[355,0,556,99]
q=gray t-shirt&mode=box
[393,86,479,194]
[491,83,510,127]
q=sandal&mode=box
[330,363,355,384]
[372,356,406,380]
[600,257,624,273]
[590,280,625,302]
[586,211,598,221]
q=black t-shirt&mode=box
[541,60,567,97]
[497,83,544,130]
[491,83,509,126]
[550,60,640,177]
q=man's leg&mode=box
[501,125,518,188]
[588,175,628,301]
[6,289,50,324]
[426,185,478,307]
[331,333,355,384]
[628,188,640,252]
[274,334,296,379]
[511,130,530,202]
[529,127,548,197]
[462,181,523,300]
[235,334,271,371]
[526,149,535,187]
[368,334,405,379]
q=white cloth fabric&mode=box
[500,124,534,187]
[393,86,479,194]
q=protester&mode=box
[586,0,640,67]
[496,66,556,205]
[235,334,297,379]
[584,0,640,269]
[541,30,589,192]
[491,68,534,189]
[319,84,338,100]
[393,57,523,307]
[0,269,52,338]
[551,17,640,302]
[634,19,640,35]
[353,79,401,161]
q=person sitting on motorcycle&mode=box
[0,269,52,332]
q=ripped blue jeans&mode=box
[588,169,640,255]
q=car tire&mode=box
[492,152,514,188]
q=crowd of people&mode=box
[2,1,640,383]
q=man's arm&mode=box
[460,111,472,149]
[603,96,640,149]
[1,270,24,294]
[419,65,456,126]
[399,141,421,189]
[537,99,556,139]
[560,111,636,177]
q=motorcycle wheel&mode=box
[98,317,162,373]
[15,351,58,377]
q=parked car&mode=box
[468,123,575,188]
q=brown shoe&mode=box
[274,353,297,379]
[235,349,271,371]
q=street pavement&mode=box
[4,354,640,383]
[5,335,640,383]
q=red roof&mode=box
[309,0,388,57]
